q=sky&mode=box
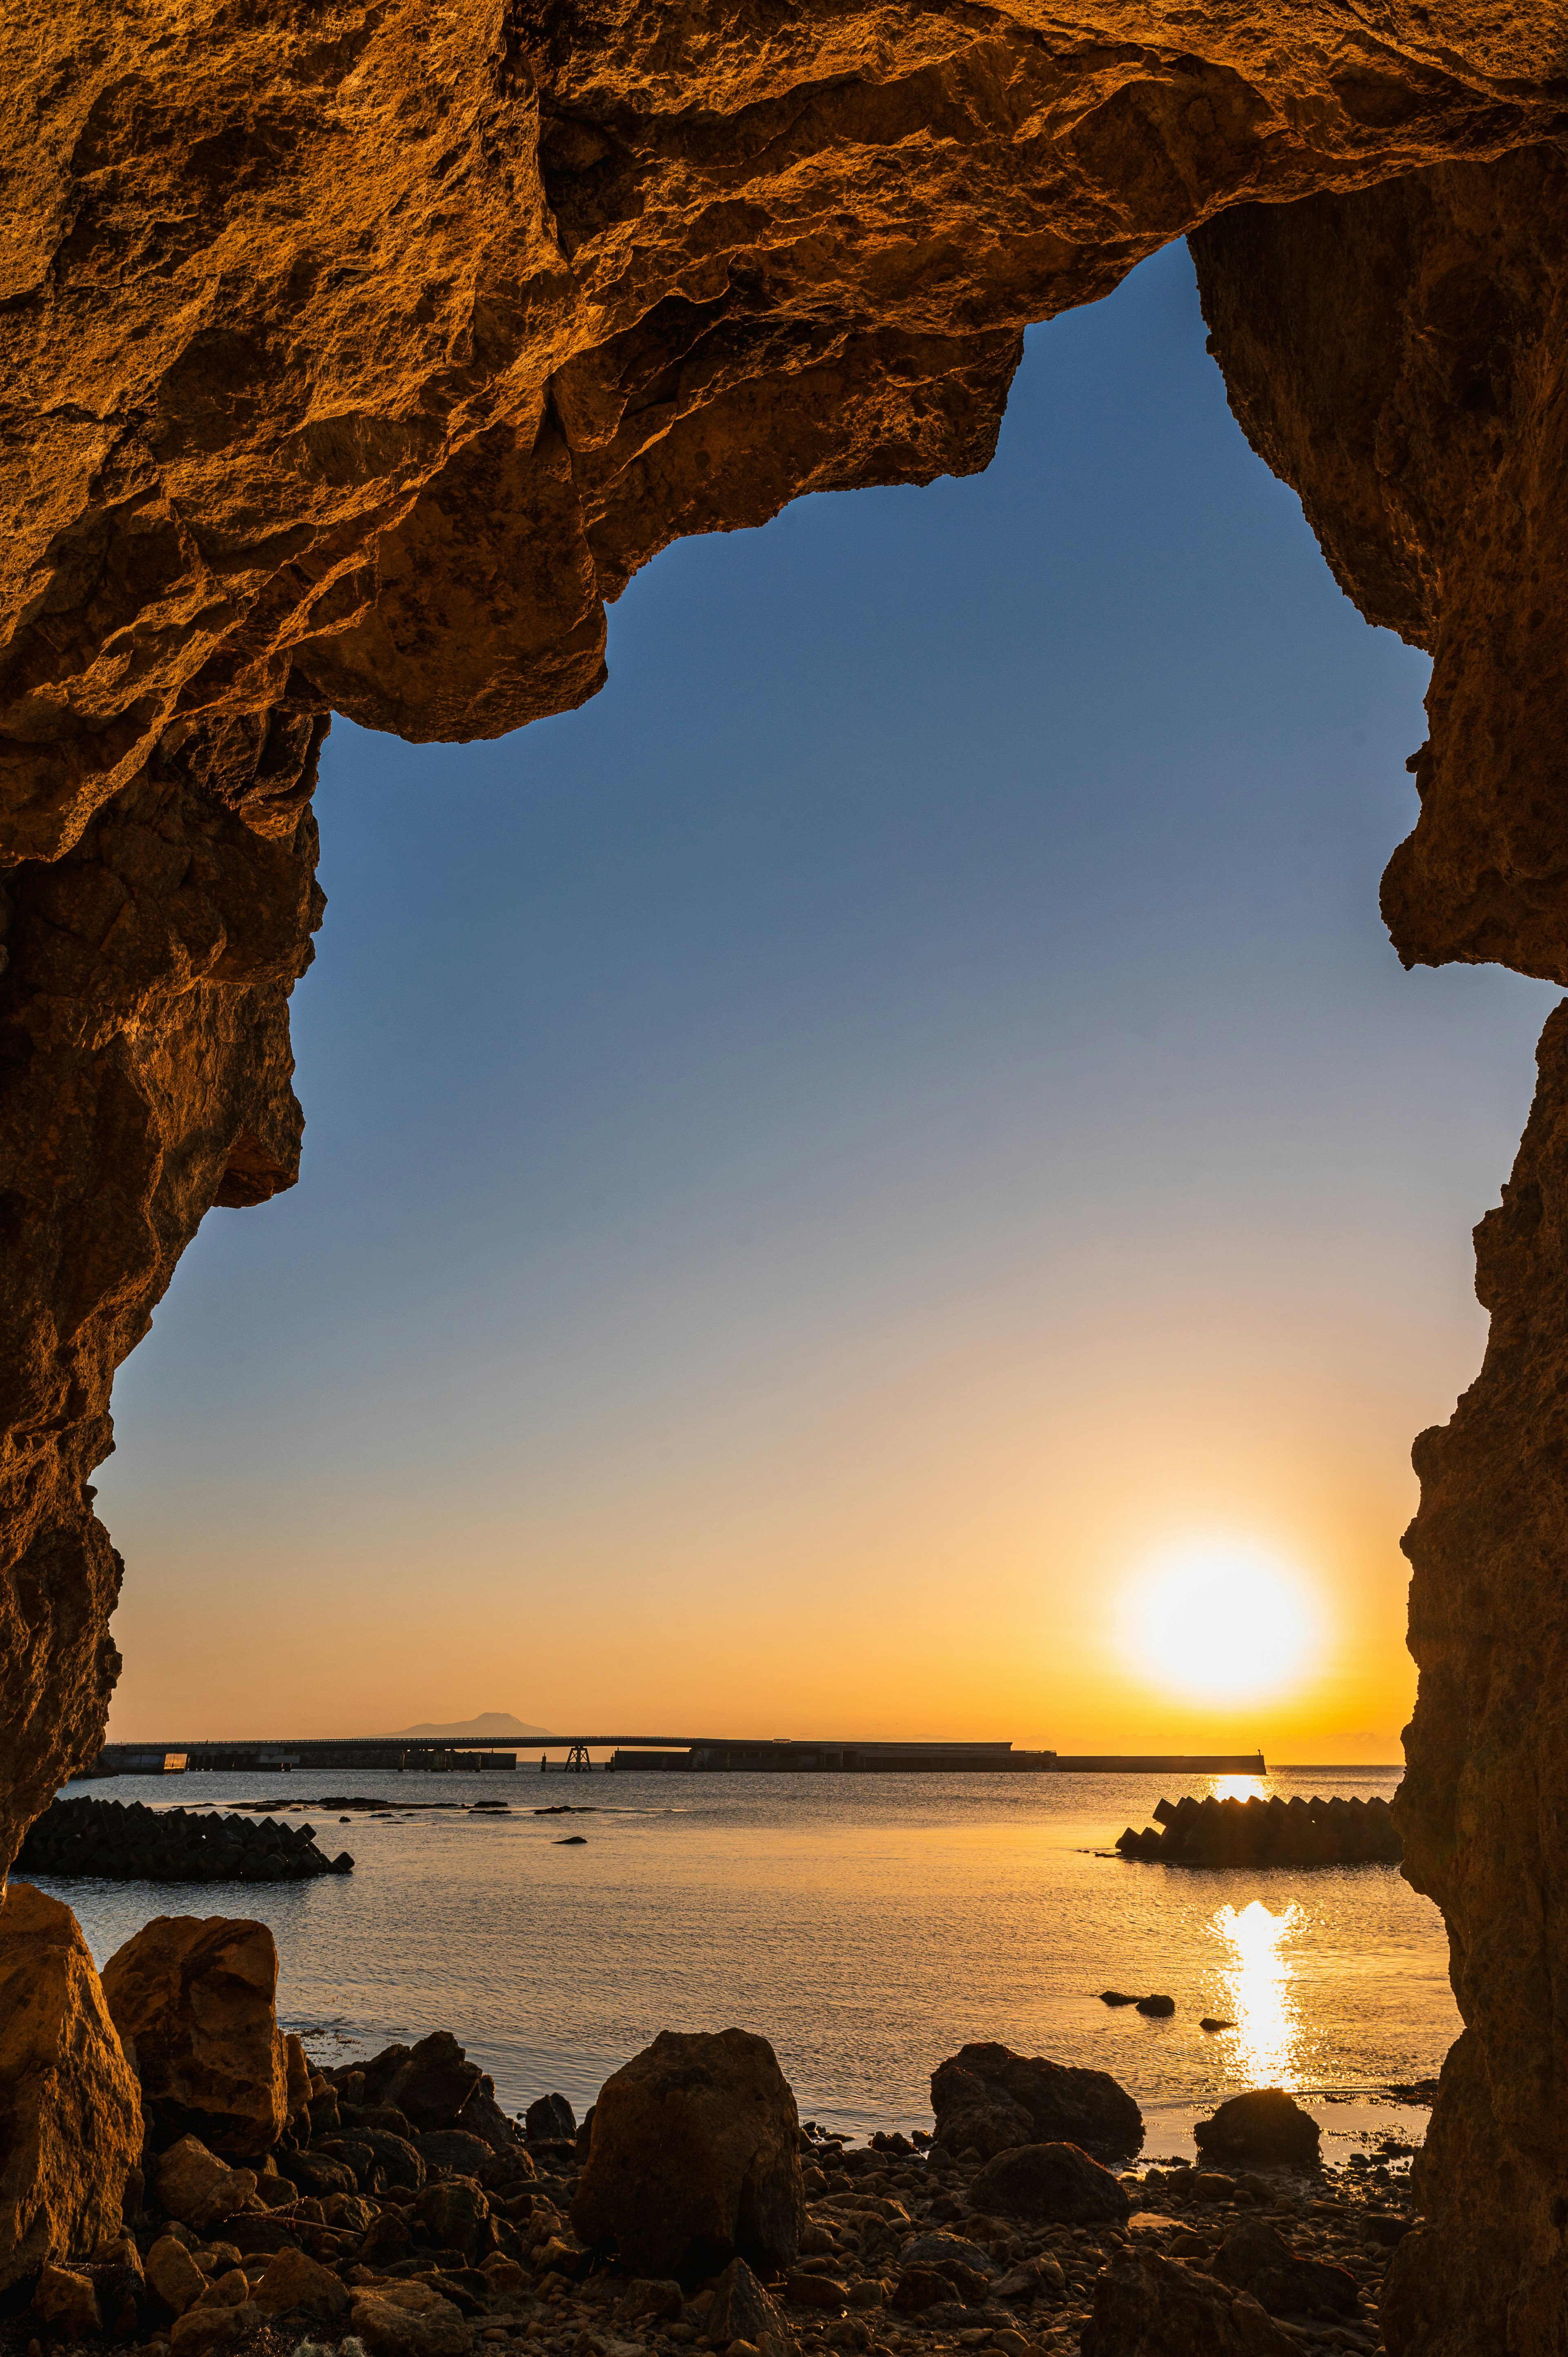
[99,241,1557,1759]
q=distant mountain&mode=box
[387,1711,555,1741]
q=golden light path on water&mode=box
[1213,1897,1306,2088]
[1204,1774,1306,2087]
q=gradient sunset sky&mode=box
[98,243,1557,1759]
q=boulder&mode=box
[169,2299,262,2357]
[361,2208,415,2269]
[930,2043,1143,2161]
[199,2267,253,2308]
[414,2176,492,2261]
[785,2273,849,2312]
[901,2232,994,2279]
[352,2279,474,2357]
[352,2125,426,2191]
[381,2032,483,2132]
[1081,2250,1295,2355]
[890,2269,958,2316]
[146,2232,209,2315]
[525,2093,576,2141]
[101,1915,287,2156]
[32,2263,102,2335]
[455,2076,518,2152]
[0,1882,143,2291]
[417,2130,494,2177]
[619,2280,685,2324]
[968,2141,1130,2225]
[283,2032,312,2124]
[252,2245,353,2319]
[1194,2091,1321,2170]
[571,2027,803,2281]
[1212,2221,1359,2318]
[706,2256,796,2357]
[156,2134,258,2231]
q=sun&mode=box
[1119,1536,1323,1704]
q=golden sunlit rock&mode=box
[102,1915,289,2158]
[4,10,1568,2351]
[0,1883,143,2292]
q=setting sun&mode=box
[1120,1537,1323,1704]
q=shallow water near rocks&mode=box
[35,1766,1451,2164]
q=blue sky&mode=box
[99,241,1555,1750]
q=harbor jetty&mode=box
[81,1737,1269,1777]
[1116,1791,1401,1866]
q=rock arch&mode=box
[4,7,1568,2346]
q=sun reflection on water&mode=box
[1212,1775,1270,1803]
[1213,1898,1303,2088]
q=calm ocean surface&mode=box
[38,1766,1454,2163]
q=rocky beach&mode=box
[0,1884,1423,2357]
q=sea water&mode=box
[34,1766,1454,2163]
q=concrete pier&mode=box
[85,1737,1268,1777]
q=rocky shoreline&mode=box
[0,1890,1422,2357]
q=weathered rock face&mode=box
[0,758,322,1870]
[1191,142,1568,988]
[6,15,1568,2353]
[1370,1008,1568,2357]
[571,2026,802,2280]
[0,1881,143,2290]
[1189,154,1568,2353]
[101,1915,289,2157]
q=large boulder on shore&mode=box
[0,1882,143,2291]
[1082,2250,1295,2355]
[102,1916,287,2156]
[571,2027,803,2280]
[969,2140,1130,2223]
[930,2042,1143,2161]
[1194,2089,1321,2170]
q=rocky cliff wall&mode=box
[1193,166,1568,2351]
[5,9,1568,2348]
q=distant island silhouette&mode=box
[384,1711,555,1740]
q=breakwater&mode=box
[1115,1792,1402,1866]
[13,1795,354,1883]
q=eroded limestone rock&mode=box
[102,1915,289,2157]
[0,1882,143,2292]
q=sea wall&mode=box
[4,11,1568,2350]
